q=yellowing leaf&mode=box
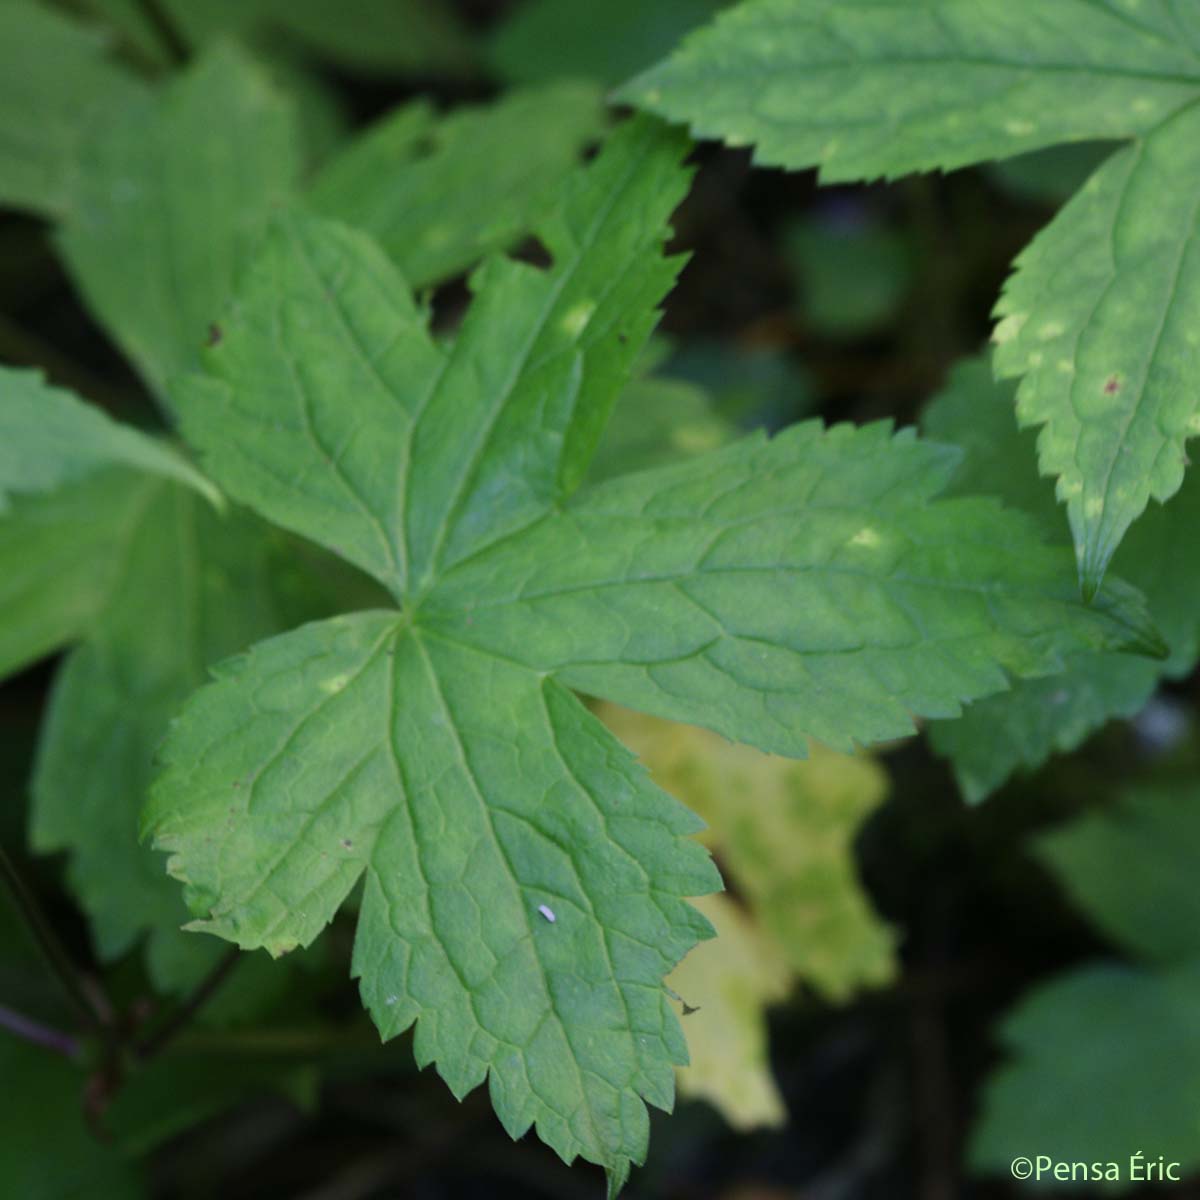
[597,704,897,1002]
[667,893,788,1131]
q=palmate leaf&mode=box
[0,367,350,989]
[56,41,602,417]
[59,43,302,408]
[0,0,146,217]
[923,359,1200,801]
[0,367,218,508]
[619,0,1200,592]
[29,484,290,992]
[177,116,693,601]
[146,615,718,1193]
[424,423,1163,756]
[146,118,1162,1188]
[0,471,155,681]
[7,476,366,995]
[309,83,606,289]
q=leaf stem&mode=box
[0,1002,81,1059]
[134,947,241,1061]
[0,840,108,1032]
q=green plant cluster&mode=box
[3,0,1200,1195]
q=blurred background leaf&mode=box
[923,360,1200,803]
[973,787,1200,1186]
[489,0,728,87]
[599,707,898,1003]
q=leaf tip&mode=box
[605,1157,632,1200]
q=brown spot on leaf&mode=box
[206,323,222,347]
[1104,375,1120,395]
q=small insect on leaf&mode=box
[537,904,557,923]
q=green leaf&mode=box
[620,0,1200,588]
[21,484,369,995]
[145,613,720,1185]
[974,787,1200,1180]
[178,116,693,600]
[1036,785,1200,967]
[0,470,159,680]
[0,1,146,217]
[993,101,1200,596]
[425,421,1164,758]
[490,0,726,87]
[920,359,1060,530]
[971,962,1200,1184]
[986,140,1117,207]
[30,484,292,991]
[149,116,1166,1188]
[924,358,1200,801]
[58,43,302,407]
[0,367,219,508]
[930,662,1159,805]
[309,83,607,289]
[587,373,736,484]
[664,341,816,427]
[617,0,1200,179]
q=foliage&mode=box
[973,788,1200,1185]
[622,0,1200,596]
[922,359,1200,802]
[598,704,896,1129]
[2,1,1200,1196]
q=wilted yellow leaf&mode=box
[598,704,897,1001]
[668,893,789,1130]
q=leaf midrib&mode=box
[406,627,631,1165]
[410,131,660,590]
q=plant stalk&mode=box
[0,1002,81,1059]
[0,840,108,1032]
[134,947,242,1061]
